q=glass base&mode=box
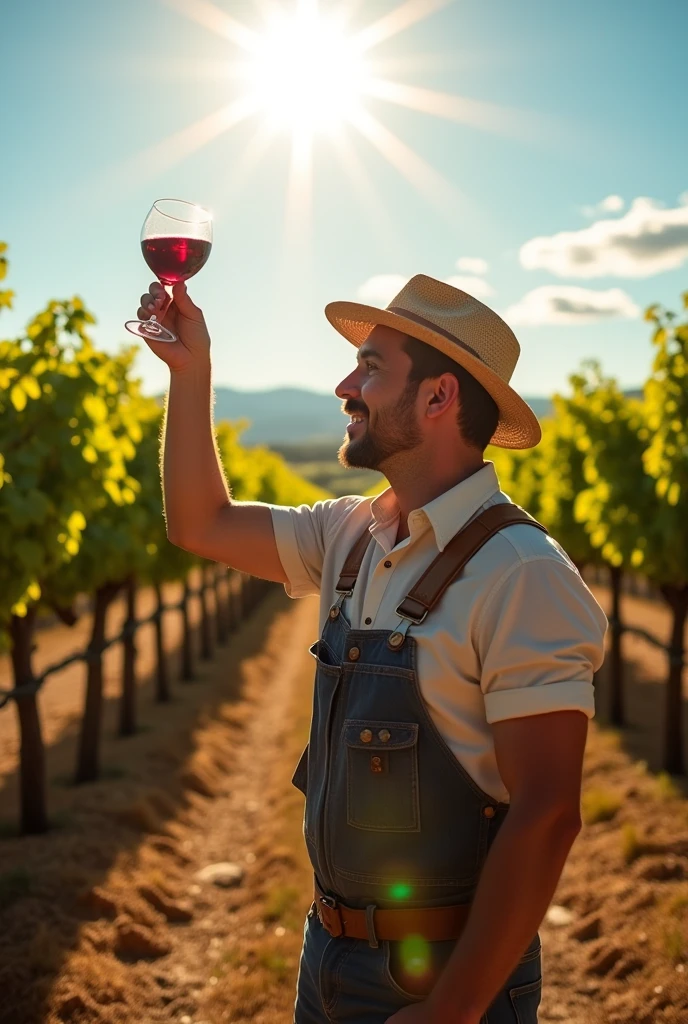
[124,317,177,343]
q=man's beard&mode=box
[338,381,423,471]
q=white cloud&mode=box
[582,194,624,217]
[444,275,494,298]
[456,256,489,275]
[504,285,640,326]
[600,194,625,212]
[356,271,494,305]
[356,275,409,306]
[521,196,688,278]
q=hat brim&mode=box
[325,300,541,450]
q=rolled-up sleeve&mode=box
[269,496,363,599]
[476,556,608,724]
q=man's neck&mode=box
[386,458,487,527]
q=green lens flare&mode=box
[389,882,413,900]
[399,934,431,977]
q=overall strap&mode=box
[396,504,549,625]
[335,523,375,593]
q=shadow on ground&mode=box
[0,584,288,1024]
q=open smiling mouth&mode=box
[346,413,367,434]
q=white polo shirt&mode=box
[268,462,607,803]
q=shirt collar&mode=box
[370,462,500,552]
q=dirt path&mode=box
[2,586,688,1023]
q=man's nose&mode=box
[335,369,361,401]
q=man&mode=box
[136,274,607,1024]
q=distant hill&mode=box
[152,385,554,446]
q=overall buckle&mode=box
[318,895,344,937]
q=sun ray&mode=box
[347,106,464,213]
[284,127,314,250]
[354,0,456,52]
[251,0,281,21]
[277,127,315,315]
[326,126,413,263]
[334,0,369,27]
[211,119,279,214]
[160,0,261,52]
[363,78,543,141]
[84,96,260,207]
[106,55,254,83]
[367,49,497,79]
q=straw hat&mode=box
[325,274,541,449]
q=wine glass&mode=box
[125,198,213,343]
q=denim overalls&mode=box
[292,510,544,1023]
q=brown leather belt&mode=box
[314,878,471,943]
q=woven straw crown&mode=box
[325,274,541,449]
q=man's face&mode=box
[335,325,423,472]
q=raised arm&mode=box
[137,279,289,583]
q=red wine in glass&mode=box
[125,198,213,343]
[141,236,212,284]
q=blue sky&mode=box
[2,0,687,402]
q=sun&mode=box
[242,8,371,135]
[132,0,539,220]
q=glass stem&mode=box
[149,285,173,326]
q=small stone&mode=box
[194,862,244,888]
[209,976,218,986]
[181,1017,192,1023]
[188,884,202,896]
[239,965,248,975]
[245,852,256,864]
[654,985,664,994]
[676,963,685,973]
[546,904,575,927]
[274,925,286,936]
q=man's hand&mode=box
[136,280,210,375]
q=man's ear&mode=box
[426,374,459,414]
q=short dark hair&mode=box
[402,334,499,451]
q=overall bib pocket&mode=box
[344,720,420,832]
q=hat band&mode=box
[387,306,482,365]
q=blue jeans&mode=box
[293,904,543,1023]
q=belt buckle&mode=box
[318,895,344,937]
